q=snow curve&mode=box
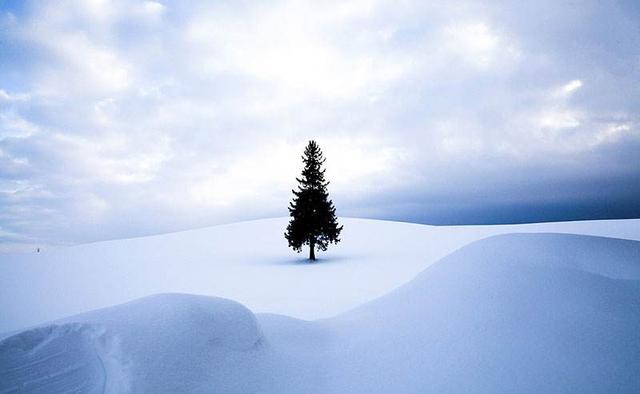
[329,233,640,393]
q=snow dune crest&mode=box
[450,232,640,279]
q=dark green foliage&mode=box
[285,140,343,260]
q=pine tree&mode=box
[285,140,343,261]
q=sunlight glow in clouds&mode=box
[190,136,401,208]
[186,2,408,101]
[0,0,639,250]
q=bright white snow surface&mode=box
[1,218,639,393]
[1,217,639,332]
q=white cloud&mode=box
[441,22,520,68]
[591,122,634,146]
[185,1,409,101]
[0,89,30,102]
[0,112,39,139]
[537,109,582,129]
[551,79,583,98]
[530,79,587,149]
[559,79,583,95]
[52,132,171,184]
[134,1,166,19]
[33,30,131,95]
[0,0,638,247]
[72,0,165,24]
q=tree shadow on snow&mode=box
[265,254,358,266]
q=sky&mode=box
[0,0,639,251]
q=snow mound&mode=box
[0,294,266,393]
[444,232,640,279]
[86,293,262,352]
[332,233,640,393]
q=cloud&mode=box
[0,0,639,250]
[52,131,171,184]
[557,79,583,96]
[0,89,30,102]
[0,112,39,140]
[537,109,582,130]
[184,1,410,101]
[440,22,518,68]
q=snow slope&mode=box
[326,233,640,393]
[1,223,639,393]
[1,217,639,333]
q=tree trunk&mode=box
[309,239,316,261]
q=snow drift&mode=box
[2,230,639,393]
[1,294,267,393]
[328,233,640,393]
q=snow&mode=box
[326,233,640,393]
[0,324,109,393]
[1,217,638,333]
[1,294,266,393]
[1,218,640,392]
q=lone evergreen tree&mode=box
[285,140,343,261]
